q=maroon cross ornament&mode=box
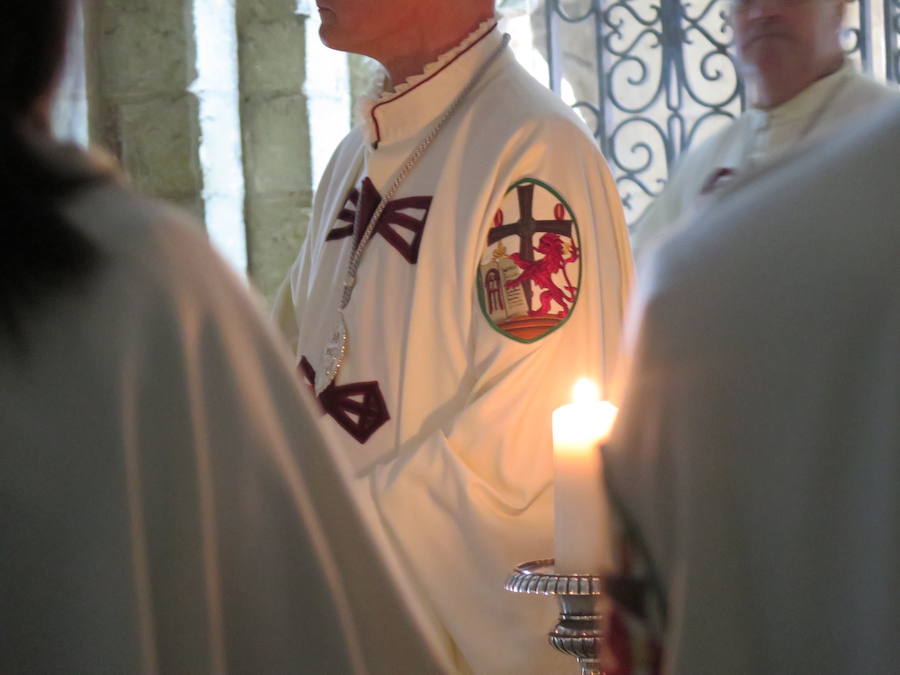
[299,357,390,445]
[326,177,433,264]
[700,167,737,195]
[488,183,573,309]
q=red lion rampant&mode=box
[506,233,579,317]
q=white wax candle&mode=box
[552,379,618,574]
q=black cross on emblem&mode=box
[488,183,573,308]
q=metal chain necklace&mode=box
[315,34,511,395]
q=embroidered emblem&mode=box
[326,177,433,264]
[477,179,582,343]
[299,356,390,445]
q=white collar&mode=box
[749,60,854,131]
[357,15,504,148]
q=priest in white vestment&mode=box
[603,101,900,674]
[274,1,634,672]
[630,0,899,259]
[2,5,449,671]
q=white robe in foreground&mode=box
[631,61,899,259]
[275,18,634,674]
[0,166,449,674]
[604,101,900,674]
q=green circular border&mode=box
[476,177,583,344]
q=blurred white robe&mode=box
[0,161,450,674]
[632,61,899,259]
[604,101,900,674]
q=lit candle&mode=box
[552,378,618,574]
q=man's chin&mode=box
[740,39,793,72]
[318,22,350,51]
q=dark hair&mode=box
[0,1,107,346]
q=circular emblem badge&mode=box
[477,179,582,343]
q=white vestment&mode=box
[604,101,900,674]
[631,61,899,259]
[275,18,634,674]
[0,153,450,674]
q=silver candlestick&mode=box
[506,559,605,675]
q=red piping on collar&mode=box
[370,22,499,147]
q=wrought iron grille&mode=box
[889,0,900,81]
[535,0,900,224]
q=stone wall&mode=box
[236,0,311,302]
[83,0,314,304]
[84,0,205,222]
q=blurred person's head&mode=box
[0,1,72,129]
[731,0,846,108]
[315,0,496,86]
[0,0,108,347]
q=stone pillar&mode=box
[84,0,205,221]
[236,0,311,303]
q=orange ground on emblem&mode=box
[498,315,564,341]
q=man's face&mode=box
[315,0,422,56]
[732,0,844,77]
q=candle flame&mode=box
[572,378,600,404]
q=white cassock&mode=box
[0,147,450,674]
[603,101,900,674]
[274,16,634,674]
[631,60,900,259]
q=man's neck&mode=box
[378,13,495,90]
[754,55,844,110]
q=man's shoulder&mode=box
[811,66,899,132]
[844,68,900,103]
[312,127,366,206]
[65,182,255,322]
[64,182,195,260]
[328,127,367,168]
[834,69,900,121]
[471,56,598,148]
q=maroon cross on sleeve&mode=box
[326,177,433,264]
[298,356,390,445]
[326,186,360,241]
[700,167,737,195]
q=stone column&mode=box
[235,0,311,303]
[84,0,205,221]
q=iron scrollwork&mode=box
[543,0,743,222]
[541,0,898,225]
[889,0,900,82]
